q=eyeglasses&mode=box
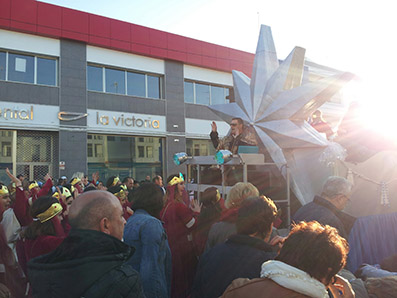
[230,123,238,127]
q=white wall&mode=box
[87,45,165,74]
[184,65,232,86]
[0,29,60,57]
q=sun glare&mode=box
[342,79,397,142]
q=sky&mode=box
[38,0,397,132]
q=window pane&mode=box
[147,75,160,99]
[211,85,226,105]
[37,57,56,86]
[195,83,210,105]
[127,72,145,97]
[105,68,125,94]
[0,52,5,80]
[184,81,194,103]
[87,65,103,91]
[8,53,34,83]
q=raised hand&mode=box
[211,121,217,132]
[190,199,202,213]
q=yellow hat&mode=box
[168,173,184,186]
[29,181,39,190]
[111,177,120,187]
[35,203,62,223]
[0,185,9,196]
[52,187,72,200]
[71,177,81,186]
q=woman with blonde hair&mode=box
[205,182,259,251]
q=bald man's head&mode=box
[69,190,125,239]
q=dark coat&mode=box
[191,234,276,298]
[292,195,356,239]
[27,229,145,298]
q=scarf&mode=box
[260,260,329,298]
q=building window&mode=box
[87,134,164,183]
[184,80,232,105]
[146,146,153,158]
[138,146,145,158]
[8,53,34,84]
[87,65,103,91]
[1,142,11,157]
[105,68,125,94]
[0,50,57,86]
[186,139,216,157]
[87,64,163,99]
[87,143,93,157]
[127,72,145,97]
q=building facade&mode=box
[0,0,345,183]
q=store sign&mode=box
[87,109,166,134]
[0,102,59,128]
[0,105,34,120]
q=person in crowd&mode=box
[193,187,224,256]
[0,182,21,259]
[221,221,354,298]
[123,177,135,203]
[210,118,257,154]
[160,173,201,298]
[81,175,89,188]
[106,176,121,189]
[108,184,133,220]
[70,177,84,194]
[309,109,334,139]
[293,176,356,239]
[16,174,25,183]
[153,175,166,194]
[97,180,107,191]
[6,169,54,227]
[28,190,145,298]
[205,182,259,251]
[22,196,66,265]
[192,196,281,298]
[124,183,171,298]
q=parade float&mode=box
[175,25,397,271]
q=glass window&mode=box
[87,65,103,91]
[87,143,93,157]
[195,83,210,105]
[184,81,194,103]
[147,75,160,99]
[127,72,145,97]
[105,68,125,94]
[37,57,56,86]
[211,85,226,105]
[0,52,5,81]
[138,146,145,158]
[8,53,34,83]
[186,139,216,156]
[146,146,153,158]
[95,144,103,158]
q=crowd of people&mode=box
[1,169,397,298]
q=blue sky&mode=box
[38,0,396,106]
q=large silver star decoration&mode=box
[209,25,354,204]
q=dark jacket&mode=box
[192,234,276,298]
[27,229,145,298]
[292,195,356,239]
